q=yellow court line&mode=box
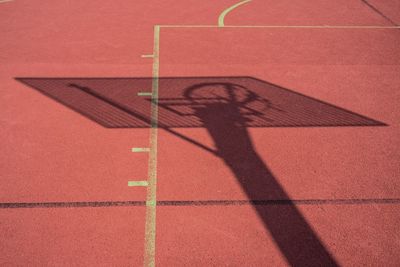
[138,92,153,97]
[132,147,150,152]
[0,0,13,3]
[161,24,400,29]
[143,25,160,267]
[128,181,149,187]
[218,0,252,27]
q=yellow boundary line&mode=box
[161,25,400,29]
[143,25,160,267]
[218,0,252,27]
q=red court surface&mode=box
[1,0,400,266]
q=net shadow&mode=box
[16,77,386,129]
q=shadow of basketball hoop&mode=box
[17,76,386,266]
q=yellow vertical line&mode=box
[143,25,160,267]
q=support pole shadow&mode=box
[183,82,338,266]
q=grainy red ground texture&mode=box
[1,0,399,266]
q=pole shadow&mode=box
[182,82,337,266]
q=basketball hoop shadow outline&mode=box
[16,76,387,266]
